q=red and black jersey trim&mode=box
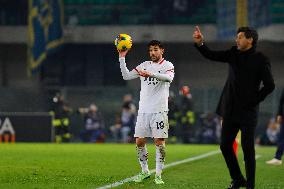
[159,58,165,64]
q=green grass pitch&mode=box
[0,143,283,189]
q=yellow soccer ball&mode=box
[114,34,132,51]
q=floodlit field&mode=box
[0,144,283,189]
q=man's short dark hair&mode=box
[148,40,164,49]
[237,27,258,48]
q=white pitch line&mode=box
[255,154,262,160]
[96,150,221,189]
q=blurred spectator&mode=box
[123,94,137,113]
[266,89,284,165]
[121,94,137,143]
[121,102,136,143]
[109,114,122,142]
[110,94,137,143]
[256,118,279,146]
[178,86,195,143]
[50,93,72,143]
[199,112,221,144]
[168,91,180,143]
[79,103,105,143]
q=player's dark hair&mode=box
[148,40,164,49]
[237,27,258,48]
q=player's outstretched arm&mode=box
[153,73,174,82]
[139,68,174,83]
[118,50,139,80]
[193,26,230,63]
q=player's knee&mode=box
[154,138,165,146]
[136,138,146,147]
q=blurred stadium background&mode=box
[0,0,283,143]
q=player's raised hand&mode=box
[118,49,129,58]
[193,26,204,46]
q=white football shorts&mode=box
[134,112,169,138]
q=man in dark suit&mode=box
[193,26,275,189]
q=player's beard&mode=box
[150,55,160,62]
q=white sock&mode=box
[156,144,166,176]
[136,145,149,173]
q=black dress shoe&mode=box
[227,179,247,189]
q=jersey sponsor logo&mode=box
[144,77,159,85]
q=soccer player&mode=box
[193,26,275,189]
[118,40,174,184]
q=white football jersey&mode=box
[119,57,174,113]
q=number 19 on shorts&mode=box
[156,121,165,129]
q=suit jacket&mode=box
[195,44,275,124]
